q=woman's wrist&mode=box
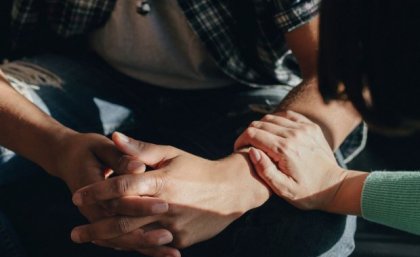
[324,169,369,215]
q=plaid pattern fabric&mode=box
[8,0,365,165]
[10,0,320,86]
[178,0,321,86]
[10,0,117,48]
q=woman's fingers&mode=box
[249,121,292,137]
[260,114,301,127]
[235,114,300,151]
[235,127,289,162]
[275,110,314,124]
[249,148,293,198]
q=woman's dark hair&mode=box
[319,0,420,134]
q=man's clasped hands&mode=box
[60,111,344,257]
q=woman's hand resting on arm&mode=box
[235,111,369,214]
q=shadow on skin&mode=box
[0,154,351,257]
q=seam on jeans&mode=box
[343,123,368,164]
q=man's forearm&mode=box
[0,71,75,173]
[275,78,361,150]
[278,17,362,150]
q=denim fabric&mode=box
[0,211,26,257]
[0,54,357,257]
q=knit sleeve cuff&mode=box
[361,171,420,235]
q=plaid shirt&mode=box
[8,0,365,163]
[10,0,320,87]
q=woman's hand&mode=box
[234,111,347,211]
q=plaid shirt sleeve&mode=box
[272,0,321,33]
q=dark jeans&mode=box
[0,53,362,257]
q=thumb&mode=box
[249,148,290,197]
[112,132,178,168]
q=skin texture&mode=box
[71,133,270,251]
[236,110,369,215]
[0,75,176,257]
[280,16,362,150]
[0,14,362,257]
[84,17,364,255]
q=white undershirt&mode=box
[90,0,233,89]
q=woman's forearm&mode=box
[361,171,420,235]
[325,169,369,215]
[0,72,75,174]
[327,170,420,235]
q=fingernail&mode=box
[71,229,81,243]
[152,203,169,214]
[127,160,144,171]
[116,132,130,143]
[72,193,83,206]
[251,149,261,162]
[157,234,173,245]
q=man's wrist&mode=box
[218,152,271,214]
[37,126,79,177]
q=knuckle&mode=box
[116,217,132,234]
[285,110,295,117]
[167,221,182,235]
[250,121,260,128]
[173,235,189,249]
[289,130,298,138]
[162,145,177,156]
[114,178,130,195]
[262,114,274,122]
[257,163,271,177]
[144,173,167,196]
[133,140,146,152]
[154,174,166,196]
[271,142,284,154]
[300,124,311,133]
[312,123,322,132]
[244,127,257,139]
[117,155,131,171]
[263,166,277,182]
[82,226,95,242]
[280,141,290,152]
